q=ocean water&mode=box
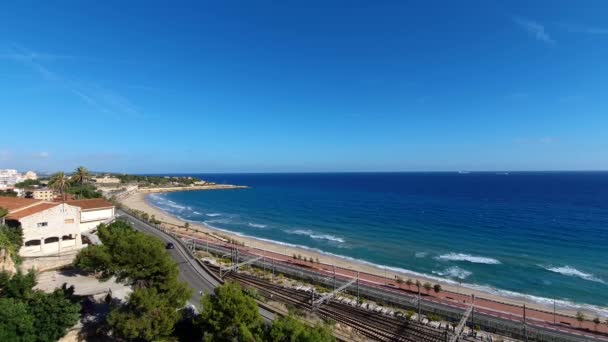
[147,172,608,314]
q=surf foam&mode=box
[437,253,501,265]
[544,265,605,284]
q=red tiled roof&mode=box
[0,197,43,212]
[6,202,61,220]
[66,198,114,211]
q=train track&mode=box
[206,264,446,342]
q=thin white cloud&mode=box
[32,152,50,159]
[513,17,555,44]
[0,44,140,117]
[561,23,608,35]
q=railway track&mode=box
[206,264,446,342]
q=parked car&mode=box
[166,242,175,249]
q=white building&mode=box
[1,197,115,257]
[93,176,121,184]
[0,169,22,189]
[67,198,116,233]
[3,198,83,257]
[0,169,36,188]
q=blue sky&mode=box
[1,1,607,173]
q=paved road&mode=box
[116,211,275,321]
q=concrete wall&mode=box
[80,207,114,232]
[19,204,83,257]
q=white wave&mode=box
[286,229,345,243]
[415,252,427,258]
[432,266,472,280]
[205,213,222,217]
[437,253,501,265]
[193,211,202,215]
[248,222,267,228]
[544,265,605,284]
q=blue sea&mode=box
[146,172,608,314]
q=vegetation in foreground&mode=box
[0,271,81,342]
[74,220,191,340]
[73,220,334,341]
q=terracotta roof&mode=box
[7,202,61,220]
[66,198,114,211]
[0,197,43,211]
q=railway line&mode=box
[209,264,448,342]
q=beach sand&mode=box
[119,190,604,323]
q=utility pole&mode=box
[523,303,528,342]
[418,285,421,322]
[271,258,275,282]
[356,271,360,304]
[333,264,336,290]
[553,300,556,325]
[471,294,475,328]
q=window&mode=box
[44,237,59,244]
[25,239,41,246]
[64,219,74,224]
[62,235,74,240]
[37,222,48,227]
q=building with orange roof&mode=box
[4,200,83,257]
[1,197,115,257]
[66,198,115,232]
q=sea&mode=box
[146,172,608,315]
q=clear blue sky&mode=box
[1,1,607,173]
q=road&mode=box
[116,210,275,321]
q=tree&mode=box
[268,314,335,342]
[0,206,8,225]
[0,270,37,300]
[593,317,601,331]
[406,278,414,288]
[395,276,404,285]
[199,282,265,341]
[423,282,432,294]
[27,289,81,342]
[0,271,80,342]
[0,298,35,342]
[74,221,191,339]
[49,172,70,201]
[71,166,90,185]
[576,311,586,328]
[433,284,442,294]
[184,222,190,229]
[107,287,182,341]
[74,221,187,291]
[415,279,422,291]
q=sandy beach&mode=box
[119,190,605,325]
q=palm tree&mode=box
[423,282,432,294]
[71,166,90,185]
[0,206,8,225]
[49,172,70,201]
[576,311,586,328]
[406,278,414,289]
[433,284,442,294]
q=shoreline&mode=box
[119,190,608,321]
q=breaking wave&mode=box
[248,222,267,228]
[432,266,472,280]
[287,229,345,243]
[544,265,605,284]
[437,253,501,265]
[205,213,222,217]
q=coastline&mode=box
[119,190,607,321]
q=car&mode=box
[166,242,175,249]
